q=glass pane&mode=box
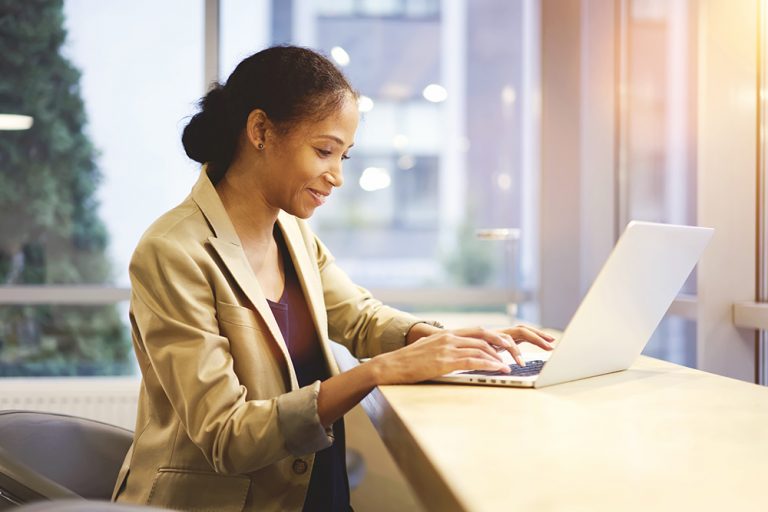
[0,304,134,376]
[219,1,540,300]
[624,0,697,231]
[621,1,698,366]
[0,0,204,287]
[311,10,444,290]
[624,0,698,300]
[220,0,271,80]
[405,0,441,18]
[315,0,356,17]
[0,1,202,376]
[358,0,402,17]
[314,0,439,18]
[642,315,696,367]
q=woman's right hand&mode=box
[369,328,514,385]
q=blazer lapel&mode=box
[278,212,341,376]
[207,238,299,385]
[191,167,299,388]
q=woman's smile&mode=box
[307,187,329,206]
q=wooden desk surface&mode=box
[369,356,768,512]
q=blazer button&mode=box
[292,459,308,475]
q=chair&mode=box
[0,410,133,507]
[11,500,169,511]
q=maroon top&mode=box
[267,227,349,511]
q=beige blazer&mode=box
[112,167,421,511]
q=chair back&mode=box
[0,411,133,502]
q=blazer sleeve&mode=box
[314,235,424,358]
[129,236,332,475]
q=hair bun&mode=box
[182,84,235,165]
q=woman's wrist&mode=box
[405,320,444,345]
[365,354,388,386]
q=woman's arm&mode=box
[317,327,520,427]
[312,232,439,358]
[405,321,443,344]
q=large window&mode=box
[7,0,758,380]
[1,0,540,376]
[0,0,203,375]
[538,0,707,369]
[222,0,541,295]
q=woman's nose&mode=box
[327,164,344,188]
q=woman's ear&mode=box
[245,109,270,150]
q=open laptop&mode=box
[431,221,714,388]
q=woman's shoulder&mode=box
[132,197,211,262]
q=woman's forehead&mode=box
[296,99,359,145]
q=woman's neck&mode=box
[214,163,278,248]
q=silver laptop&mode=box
[431,221,714,388]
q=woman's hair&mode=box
[182,45,355,182]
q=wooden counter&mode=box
[367,356,768,511]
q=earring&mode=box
[258,142,264,150]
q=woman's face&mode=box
[261,93,359,219]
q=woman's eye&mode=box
[316,148,332,157]
[341,154,350,161]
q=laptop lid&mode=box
[534,221,713,387]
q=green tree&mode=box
[445,217,496,287]
[0,0,131,375]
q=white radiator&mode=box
[0,377,140,430]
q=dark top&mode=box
[267,227,350,512]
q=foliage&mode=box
[0,0,131,375]
[444,217,496,286]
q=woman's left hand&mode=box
[493,324,556,366]
[405,321,557,367]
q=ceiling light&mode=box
[331,46,350,67]
[359,167,391,192]
[422,84,448,103]
[357,95,374,113]
[0,114,33,130]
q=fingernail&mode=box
[517,358,527,367]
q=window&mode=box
[0,0,203,375]
[222,0,541,303]
[620,0,698,365]
[3,0,540,376]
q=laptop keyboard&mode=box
[459,359,546,377]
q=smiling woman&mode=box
[114,45,552,512]
[211,97,358,221]
[182,46,356,188]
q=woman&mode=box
[112,46,553,511]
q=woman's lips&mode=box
[307,188,329,206]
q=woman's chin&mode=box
[284,204,316,220]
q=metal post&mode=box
[757,0,768,385]
[204,0,220,91]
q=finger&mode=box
[505,341,526,367]
[458,357,511,374]
[451,327,515,351]
[523,325,557,342]
[459,348,509,366]
[450,335,506,362]
[502,326,554,351]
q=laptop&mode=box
[431,221,714,388]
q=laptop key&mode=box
[459,359,546,377]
